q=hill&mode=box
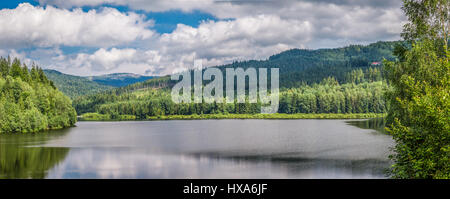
[44,70,157,98]
[71,41,398,117]
[214,40,400,87]
[44,70,113,99]
[93,40,400,94]
[45,41,401,99]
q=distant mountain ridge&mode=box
[43,70,156,98]
[87,73,155,87]
[43,70,113,99]
[109,40,402,93]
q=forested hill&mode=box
[44,70,113,99]
[45,41,401,98]
[214,40,400,87]
[0,57,77,133]
[44,70,156,98]
[71,41,399,118]
[96,40,401,94]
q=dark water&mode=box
[0,119,393,179]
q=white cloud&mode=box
[39,0,216,12]
[1,1,406,76]
[18,8,404,76]
[36,0,405,49]
[0,3,154,48]
[0,49,33,66]
[37,15,313,76]
[36,0,405,48]
[40,48,162,76]
[38,0,403,19]
[158,15,312,65]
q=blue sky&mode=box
[0,0,38,8]
[0,0,220,34]
[0,0,405,76]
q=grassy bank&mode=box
[79,112,385,121]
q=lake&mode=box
[0,119,393,179]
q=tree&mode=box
[0,57,76,134]
[0,57,9,77]
[10,58,22,78]
[401,0,449,44]
[384,0,450,179]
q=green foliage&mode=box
[73,68,387,119]
[80,113,385,121]
[93,41,398,91]
[401,0,449,43]
[385,40,450,179]
[217,41,400,87]
[44,69,113,99]
[46,41,399,100]
[279,80,387,114]
[384,0,450,179]
[80,112,136,121]
[0,57,77,134]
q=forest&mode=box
[217,40,399,87]
[66,41,396,121]
[0,40,396,132]
[43,41,400,99]
[73,67,386,120]
[0,0,445,180]
[0,57,77,133]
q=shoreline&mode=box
[78,113,386,121]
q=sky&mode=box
[0,0,406,76]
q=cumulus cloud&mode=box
[37,15,313,76]
[0,3,154,48]
[39,0,216,12]
[158,15,312,66]
[0,49,32,65]
[0,1,406,76]
[39,0,403,19]
[36,0,405,48]
[36,48,163,76]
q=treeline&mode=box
[0,57,77,133]
[279,78,386,114]
[73,68,387,119]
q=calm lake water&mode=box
[0,119,393,179]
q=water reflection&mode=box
[0,119,393,179]
[346,118,387,134]
[0,129,70,179]
[46,148,389,179]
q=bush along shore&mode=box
[79,113,385,121]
